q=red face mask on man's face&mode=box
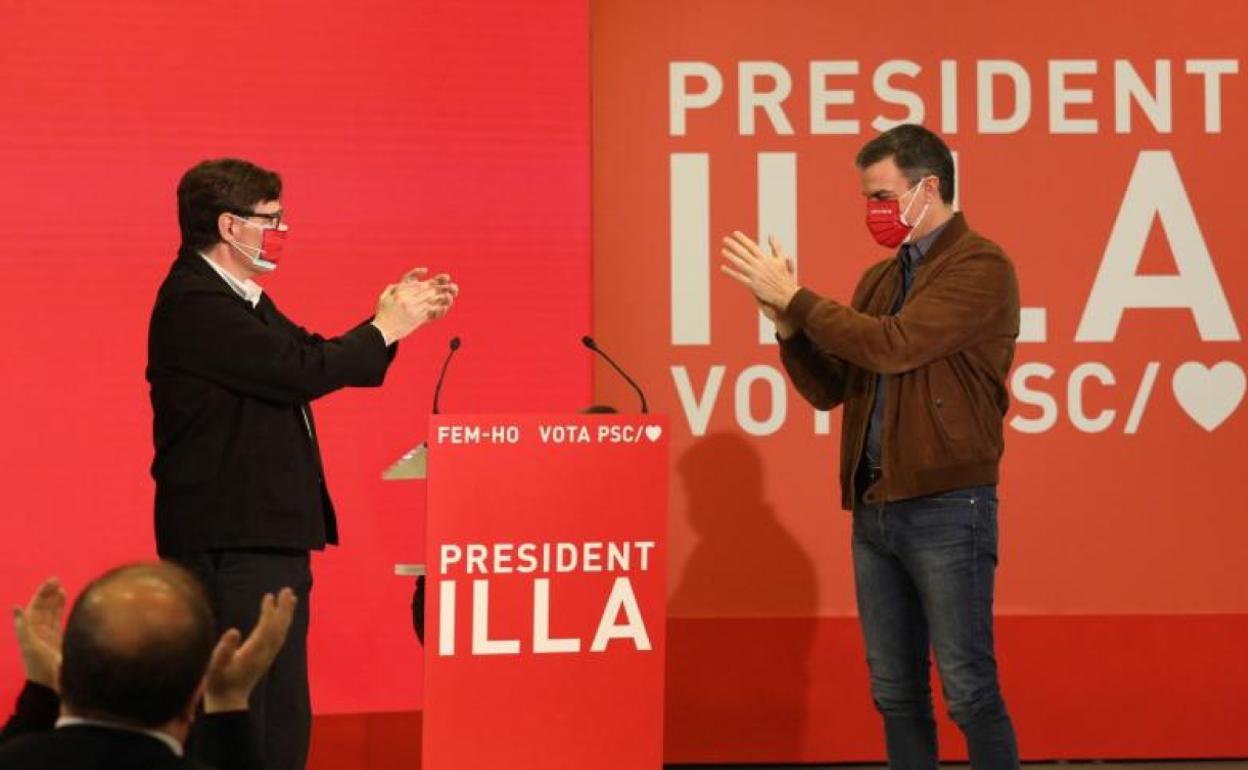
[227,215,288,272]
[258,226,287,267]
[864,179,929,248]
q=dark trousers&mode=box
[852,481,1019,769]
[173,549,313,770]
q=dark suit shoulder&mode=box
[0,725,212,769]
[0,681,59,741]
[155,255,240,303]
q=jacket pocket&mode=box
[925,358,975,444]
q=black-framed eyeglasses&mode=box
[230,209,284,228]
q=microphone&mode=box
[582,336,648,414]
[432,336,461,415]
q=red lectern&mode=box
[419,413,668,769]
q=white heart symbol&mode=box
[1172,361,1245,432]
[644,425,663,442]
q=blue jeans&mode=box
[852,485,1018,769]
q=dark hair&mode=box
[177,158,282,251]
[855,124,955,204]
[59,563,217,728]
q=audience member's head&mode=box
[58,562,216,732]
[579,405,619,414]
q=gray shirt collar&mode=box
[902,216,952,268]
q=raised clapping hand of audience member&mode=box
[11,578,67,693]
[203,588,298,713]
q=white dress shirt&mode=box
[199,253,263,308]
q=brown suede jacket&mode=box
[778,213,1019,509]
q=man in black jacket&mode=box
[146,158,458,770]
[0,564,295,770]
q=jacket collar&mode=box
[175,244,221,279]
[174,245,263,307]
[917,211,968,269]
[868,212,969,313]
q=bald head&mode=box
[60,562,216,728]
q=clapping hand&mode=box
[721,233,799,336]
[374,267,461,343]
[720,232,799,311]
[12,578,68,692]
[203,588,298,713]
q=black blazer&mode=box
[146,248,396,555]
[0,725,220,770]
[0,682,259,770]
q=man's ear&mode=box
[217,212,235,242]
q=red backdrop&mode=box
[2,0,1246,766]
[593,0,1247,762]
[0,0,590,721]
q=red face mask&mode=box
[259,226,287,267]
[227,215,288,272]
[865,180,929,248]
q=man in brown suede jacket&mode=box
[722,124,1020,768]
